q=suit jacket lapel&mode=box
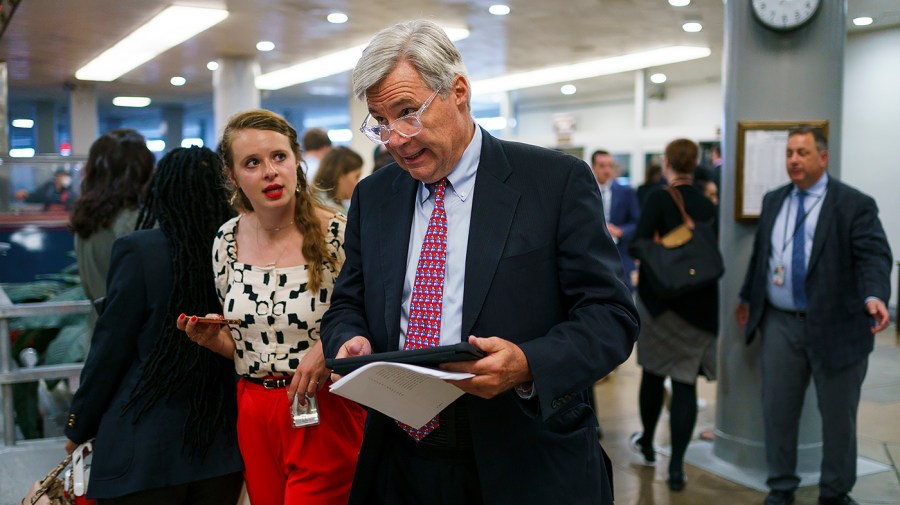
[379,171,417,350]
[807,177,837,274]
[461,130,520,337]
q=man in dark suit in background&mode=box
[321,19,639,505]
[736,127,892,505]
[591,150,640,290]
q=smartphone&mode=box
[194,317,241,325]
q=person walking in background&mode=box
[637,162,666,208]
[321,20,638,505]
[628,138,719,492]
[591,149,640,290]
[180,109,365,505]
[736,127,892,505]
[312,145,363,212]
[70,129,155,330]
[301,127,332,182]
[64,147,243,504]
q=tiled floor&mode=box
[596,325,900,505]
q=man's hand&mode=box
[606,223,623,239]
[330,336,372,382]
[735,302,750,327]
[867,299,890,333]
[441,335,532,399]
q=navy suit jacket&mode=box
[739,177,892,369]
[322,129,639,505]
[66,230,243,499]
[607,183,640,283]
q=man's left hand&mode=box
[442,335,532,399]
[867,299,890,333]
[606,223,623,239]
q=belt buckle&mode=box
[263,377,287,389]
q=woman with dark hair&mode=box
[312,145,363,211]
[70,129,155,328]
[628,138,719,492]
[64,147,243,504]
[179,109,365,505]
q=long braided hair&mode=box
[125,146,237,458]
[218,109,340,292]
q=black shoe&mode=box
[628,431,655,466]
[764,490,795,505]
[667,469,686,492]
[818,495,858,505]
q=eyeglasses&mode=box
[359,88,441,145]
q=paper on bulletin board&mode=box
[741,129,791,217]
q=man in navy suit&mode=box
[321,20,638,505]
[736,127,892,505]
[591,150,640,290]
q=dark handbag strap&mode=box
[665,185,695,229]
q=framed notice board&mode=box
[735,120,828,222]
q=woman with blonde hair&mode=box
[179,109,365,505]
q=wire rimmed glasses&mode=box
[359,88,441,145]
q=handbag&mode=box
[23,440,96,505]
[630,186,724,298]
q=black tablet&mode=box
[326,342,485,376]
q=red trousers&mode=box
[236,378,366,505]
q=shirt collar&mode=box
[418,123,481,204]
[793,172,828,197]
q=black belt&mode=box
[768,304,806,320]
[389,399,474,454]
[243,375,292,389]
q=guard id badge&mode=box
[772,264,786,286]
[291,392,320,428]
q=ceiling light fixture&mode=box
[560,84,577,95]
[472,45,710,94]
[852,16,874,26]
[650,73,667,83]
[207,61,219,71]
[682,21,703,32]
[12,119,34,128]
[669,0,691,6]
[489,5,511,16]
[327,12,349,24]
[256,26,469,90]
[170,76,186,86]
[257,41,275,52]
[112,96,151,107]
[75,6,228,82]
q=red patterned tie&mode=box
[397,178,447,441]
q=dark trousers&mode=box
[760,309,868,498]
[97,472,243,505]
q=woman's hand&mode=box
[287,341,331,405]
[177,314,236,359]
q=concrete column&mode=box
[634,69,647,129]
[162,104,184,153]
[498,91,515,139]
[0,62,8,155]
[349,94,373,177]
[213,57,260,145]
[68,84,99,156]
[712,0,846,476]
[35,101,56,154]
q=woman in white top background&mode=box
[179,109,365,505]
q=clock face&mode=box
[751,0,822,31]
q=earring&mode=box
[295,183,302,195]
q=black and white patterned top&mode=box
[212,214,346,377]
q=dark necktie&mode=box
[397,178,447,441]
[791,190,808,310]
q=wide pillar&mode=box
[349,93,373,176]
[213,57,260,145]
[162,104,184,153]
[712,0,846,477]
[68,84,99,156]
[35,101,56,154]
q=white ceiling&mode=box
[1,0,898,122]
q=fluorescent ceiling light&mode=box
[669,0,691,6]
[476,116,508,131]
[650,73,667,83]
[170,76,186,86]
[472,46,710,94]
[181,138,204,148]
[256,26,470,90]
[10,148,35,158]
[853,16,873,26]
[327,12,348,24]
[489,5,511,16]
[207,61,219,71]
[257,41,275,52]
[12,119,34,128]
[113,96,151,107]
[327,129,353,143]
[75,6,228,82]
[682,21,703,32]
[560,84,577,95]
[146,140,166,152]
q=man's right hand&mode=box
[735,302,750,327]
[331,336,372,381]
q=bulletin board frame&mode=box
[734,120,829,222]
